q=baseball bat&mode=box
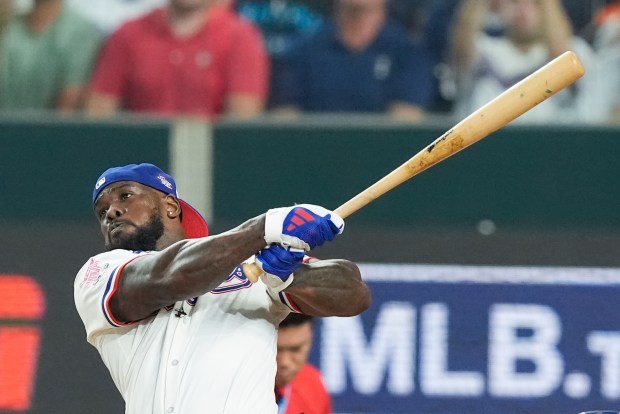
[243,50,585,283]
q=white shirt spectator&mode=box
[453,33,600,124]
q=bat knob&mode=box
[242,262,263,283]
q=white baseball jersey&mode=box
[74,249,297,414]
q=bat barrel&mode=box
[456,50,585,140]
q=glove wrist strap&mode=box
[261,273,295,293]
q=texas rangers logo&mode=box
[210,266,252,294]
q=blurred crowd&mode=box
[0,0,619,124]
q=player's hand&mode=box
[264,204,345,251]
[254,245,305,292]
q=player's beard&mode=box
[105,214,165,252]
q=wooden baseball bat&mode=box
[243,50,585,283]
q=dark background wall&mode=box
[1,117,171,413]
[212,121,620,267]
[1,118,619,413]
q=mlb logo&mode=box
[157,175,173,190]
[95,177,106,190]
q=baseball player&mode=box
[73,163,370,414]
[276,314,332,414]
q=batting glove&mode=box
[264,204,345,251]
[254,245,305,292]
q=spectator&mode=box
[591,0,620,123]
[594,1,620,45]
[67,0,166,35]
[236,0,324,58]
[271,0,434,122]
[449,0,599,124]
[0,0,102,113]
[276,313,331,414]
[388,0,460,112]
[85,0,269,120]
[561,0,602,38]
[235,0,325,107]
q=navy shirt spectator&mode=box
[236,0,325,108]
[236,0,324,58]
[271,0,434,122]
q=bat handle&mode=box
[241,246,306,283]
[242,261,263,283]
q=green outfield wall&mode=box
[3,116,618,229]
[212,121,620,229]
[0,117,171,220]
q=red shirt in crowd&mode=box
[275,363,332,414]
[89,6,269,118]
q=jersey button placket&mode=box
[164,300,189,413]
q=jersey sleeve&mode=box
[73,249,150,344]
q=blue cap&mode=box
[93,163,209,238]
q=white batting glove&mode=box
[264,204,345,251]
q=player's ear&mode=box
[163,195,182,219]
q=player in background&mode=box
[276,313,331,414]
[73,163,370,414]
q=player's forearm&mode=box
[116,215,267,322]
[285,259,371,317]
[161,215,267,297]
